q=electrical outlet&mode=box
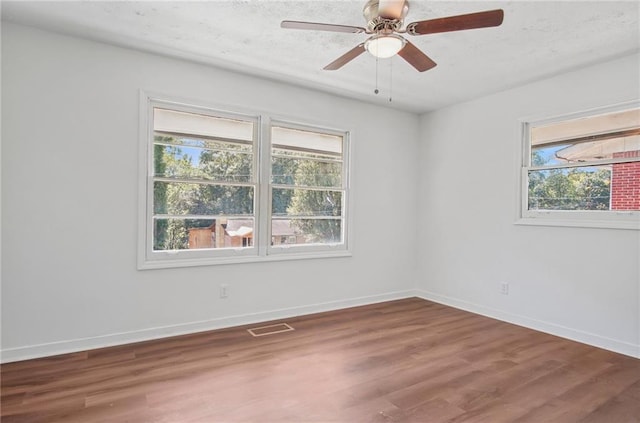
[220,284,229,299]
[500,282,509,295]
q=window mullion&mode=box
[257,115,271,257]
[271,183,344,191]
[154,132,253,147]
[154,214,254,220]
[271,153,342,164]
[153,176,256,188]
[272,215,342,220]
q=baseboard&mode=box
[417,289,640,359]
[1,289,418,363]
[8,289,634,363]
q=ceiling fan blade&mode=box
[281,20,365,34]
[324,43,366,70]
[407,9,504,35]
[397,41,437,72]
[378,0,408,20]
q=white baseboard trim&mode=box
[416,289,640,359]
[1,289,418,364]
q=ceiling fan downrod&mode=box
[363,0,409,33]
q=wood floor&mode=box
[2,298,639,422]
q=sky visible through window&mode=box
[176,141,203,166]
[534,145,601,173]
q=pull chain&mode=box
[374,56,380,95]
[389,57,393,103]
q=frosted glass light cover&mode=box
[365,35,406,58]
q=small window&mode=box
[520,102,640,229]
[138,94,351,269]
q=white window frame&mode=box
[138,92,352,269]
[267,119,350,257]
[517,100,640,230]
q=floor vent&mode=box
[247,323,294,337]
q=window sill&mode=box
[515,216,640,230]
[138,250,352,270]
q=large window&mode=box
[139,94,350,268]
[520,102,640,229]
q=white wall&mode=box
[3,22,639,363]
[1,23,420,362]
[417,53,640,358]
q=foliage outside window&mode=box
[521,103,640,229]
[139,95,350,268]
[270,125,345,251]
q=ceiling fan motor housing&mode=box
[363,0,409,33]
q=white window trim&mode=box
[516,100,640,231]
[137,91,352,269]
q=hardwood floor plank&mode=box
[579,394,640,423]
[620,379,640,401]
[512,397,588,423]
[2,298,638,422]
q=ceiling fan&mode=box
[281,0,504,72]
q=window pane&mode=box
[154,182,254,215]
[271,126,344,189]
[528,166,613,211]
[272,218,342,245]
[154,135,252,152]
[272,188,342,217]
[271,154,342,187]
[154,218,254,251]
[154,138,252,182]
[531,107,640,166]
[532,137,640,166]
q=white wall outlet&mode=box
[220,284,229,299]
[500,282,509,295]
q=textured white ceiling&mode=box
[2,1,639,113]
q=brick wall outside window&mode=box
[611,150,640,210]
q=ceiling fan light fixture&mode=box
[365,34,406,58]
